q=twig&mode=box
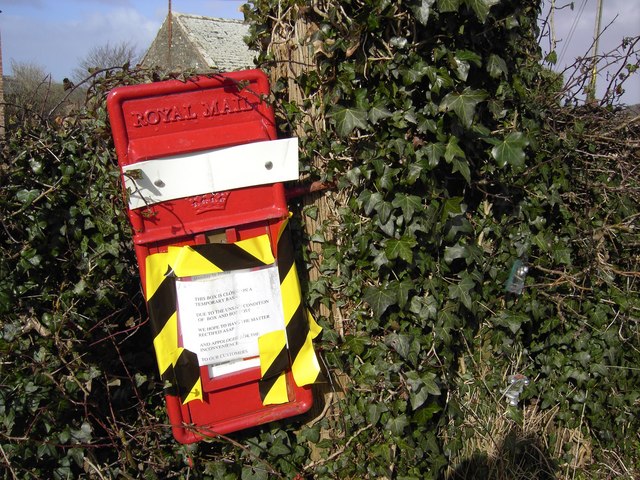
[8,177,62,218]
[302,424,373,471]
[572,392,587,480]
[84,457,107,480]
[47,66,128,119]
[608,113,640,134]
[0,443,18,480]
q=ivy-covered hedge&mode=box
[0,0,638,478]
[246,0,640,477]
[1,71,168,478]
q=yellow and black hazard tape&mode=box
[145,250,202,404]
[144,223,321,407]
[258,218,322,405]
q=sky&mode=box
[539,0,640,104]
[1,0,639,104]
[0,0,244,78]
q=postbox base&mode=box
[166,370,313,443]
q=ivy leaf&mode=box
[367,403,389,425]
[359,190,383,215]
[413,0,435,25]
[444,215,473,242]
[378,216,396,237]
[406,372,429,410]
[417,117,437,133]
[493,312,528,334]
[242,466,269,480]
[448,275,475,310]
[454,58,470,81]
[486,54,508,78]
[553,244,572,265]
[372,250,390,269]
[369,103,393,124]
[376,200,394,223]
[400,65,426,85]
[413,294,438,321]
[455,50,482,66]
[489,132,529,168]
[425,66,454,93]
[330,106,368,137]
[298,425,321,443]
[444,135,466,160]
[454,51,481,82]
[378,166,399,191]
[452,158,471,183]
[345,167,361,186]
[354,88,370,109]
[406,162,423,185]
[406,371,441,410]
[444,244,467,263]
[16,189,40,205]
[424,142,445,167]
[440,196,465,222]
[414,402,442,424]
[344,335,370,355]
[438,0,462,12]
[392,193,423,221]
[392,277,414,308]
[422,372,441,396]
[386,332,412,359]
[439,88,487,128]
[385,236,418,263]
[70,421,93,443]
[464,0,499,23]
[385,414,409,436]
[364,285,397,317]
[269,440,291,456]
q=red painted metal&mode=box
[107,70,312,444]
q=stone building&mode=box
[141,12,256,73]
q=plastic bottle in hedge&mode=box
[504,374,530,406]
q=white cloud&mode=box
[69,8,158,52]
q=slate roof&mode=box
[176,13,255,71]
[142,12,256,73]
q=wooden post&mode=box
[267,4,347,431]
[267,5,342,329]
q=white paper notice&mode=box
[175,264,285,368]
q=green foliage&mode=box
[1,67,159,478]
[244,0,639,477]
[1,0,638,477]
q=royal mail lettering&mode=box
[202,97,254,117]
[130,96,256,128]
[131,104,197,127]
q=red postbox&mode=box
[107,70,321,444]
